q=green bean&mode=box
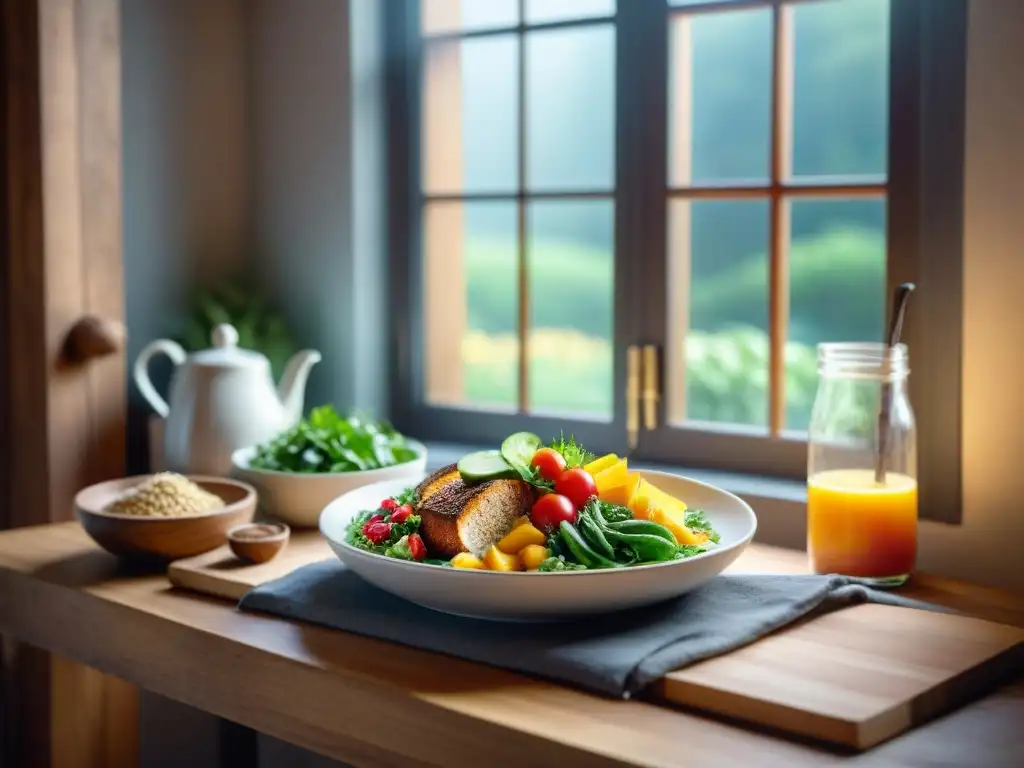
[605,519,676,542]
[579,509,616,559]
[559,521,619,568]
[601,528,678,562]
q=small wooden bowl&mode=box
[75,475,257,560]
[227,523,290,564]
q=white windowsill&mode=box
[423,441,809,552]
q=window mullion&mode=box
[617,0,669,440]
[387,0,424,427]
[768,1,794,436]
[516,0,529,413]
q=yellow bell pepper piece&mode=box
[584,453,619,475]
[653,507,703,546]
[647,483,688,514]
[628,479,688,518]
[497,522,547,555]
[594,459,629,498]
[484,544,521,572]
[600,472,642,508]
[451,552,486,569]
[629,478,655,520]
[519,544,550,571]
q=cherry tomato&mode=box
[389,504,414,524]
[530,448,567,482]
[363,522,392,544]
[407,533,427,561]
[361,517,383,537]
[555,468,598,510]
[530,493,577,531]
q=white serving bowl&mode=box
[231,441,427,528]
[320,469,757,621]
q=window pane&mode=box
[669,8,772,186]
[422,37,518,194]
[525,0,615,24]
[528,199,614,418]
[791,0,890,178]
[526,25,615,191]
[423,201,519,409]
[422,0,518,35]
[667,200,770,427]
[786,198,887,431]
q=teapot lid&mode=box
[190,324,268,370]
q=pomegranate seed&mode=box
[380,498,398,511]
[364,522,392,544]
[407,533,427,561]
[390,504,414,524]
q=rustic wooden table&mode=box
[0,523,1021,767]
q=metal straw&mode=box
[874,283,915,484]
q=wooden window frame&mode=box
[387,0,966,525]
[388,0,629,452]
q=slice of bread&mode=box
[415,465,533,558]
[416,464,461,503]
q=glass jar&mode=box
[806,342,917,586]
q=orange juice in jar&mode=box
[807,343,917,586]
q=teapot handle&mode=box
[133,339,187,418]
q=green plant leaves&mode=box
[249,405,418,474]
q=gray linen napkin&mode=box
[239,560,938,698]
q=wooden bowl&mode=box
[227,523,290,564]
[75,475,257,560]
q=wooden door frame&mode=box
[1,1,138,765]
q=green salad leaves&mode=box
[346,505,422,557]
[537,556,588,572]
[548,432,595,471]
[250,406,418,473]
[596,501,633,524]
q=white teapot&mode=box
[134,324,321,475]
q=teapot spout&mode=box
[277,349,322,423]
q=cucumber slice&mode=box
[500,431,542,470]
[457,450,518,484]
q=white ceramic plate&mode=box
[319,469,757,621]
[231,441,427,528]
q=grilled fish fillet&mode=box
[414,464,533,558]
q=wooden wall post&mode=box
[1,0,138,765]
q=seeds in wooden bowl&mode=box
[102,473,224,517]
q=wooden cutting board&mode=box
[168,533,1024,750]
[169,532,334,600]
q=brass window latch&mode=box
[627,344,661,450]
